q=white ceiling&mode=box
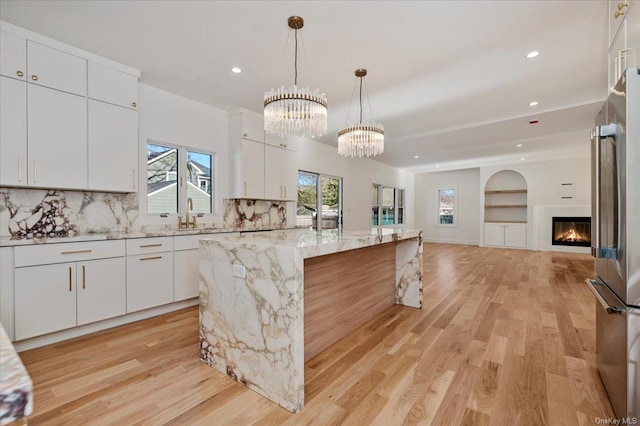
[0,0,608,172]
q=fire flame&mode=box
[557,227,588,242]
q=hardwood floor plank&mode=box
[16,244,612,425]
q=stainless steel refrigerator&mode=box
[586,67,639,419]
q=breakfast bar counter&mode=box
[198,228,422,413]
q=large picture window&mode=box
[147,141,214,216]
[437,188,456,226]
[297,171,342,231]
[372,184,405,226]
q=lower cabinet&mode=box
[173,249,198,301]
[484,223,527,248]
[14,241,126,341]
[126,237,174,313]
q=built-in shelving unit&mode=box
[483,170,528,248]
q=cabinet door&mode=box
[627,2,639,65]
[241,113,265,143]
[504,224,527,248]
[88,100,138,192]
[264,134,299,151]
[241,138,265,198]
[77,257,126,326]
[88,62,138,109]
[0,77,27,186]
[27,84,87,189]
[174,249,199,301]
[15,263,76,340]
[0,31,26,81]
[264,144,297,200]
[484,223,505,246]
[609,23,628,89]
[126,253,173,313]
[27,41,87,96]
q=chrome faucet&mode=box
[178,197,196,229]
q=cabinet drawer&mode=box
[126,237,173,255]
[15,240,125,267]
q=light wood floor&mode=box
[19,244,614,425]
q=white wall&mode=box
[295,139,415,230]
[415,168,481,245]
[137,83,229,226]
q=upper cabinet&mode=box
[0,30,26,81]
[0,21,140,193]
[27,41,87,96]
[88,61,138,110]
[228,109,298,200]
[608,0,638,88]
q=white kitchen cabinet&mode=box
[13,240,126,340]
[265,134,299,152]
[264,144,297,201]
[27,84,87,189]
[608,0,638,88]
[88,100,138,192]
[126,238,173,313]
[27,40,86,96]
[484,223,526,248]
[173,249,199,301]
[232,138,265,199]
[0,76,27,186]
[0,30,26,81]
[15,263,77,340]
[88,61,138,110]
[76,258,126,326]
[230,110,264,143]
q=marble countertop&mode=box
[0,323,33,424]
[203,227,422,259]
[0,226,301,247]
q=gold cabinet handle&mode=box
[132,169,136,190]
[33,159,37,183]
[284,185,286,198]
[140,256,162,261]
[243,133,248,137]
[68,267,73,291]
[16,70,24,77]
[615,10,625,18]
[18,156,22,182]
[618,2,628,10]
[82,265,86,289]
[132,102,137,108]
[243,181,247,197]
[61,249,92,255]
[139,243,162,248]
[31,74,38,81]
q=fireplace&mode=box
[552,216,591,247]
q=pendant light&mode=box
[264,16,327,139]
[338,69,384,158]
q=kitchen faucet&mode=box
[178,197,196,229]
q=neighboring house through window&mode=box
[372,183,405,226]
[147,141,214,216]
[437,188,456,226]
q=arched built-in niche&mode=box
[484,170,528,223]
[483,170,528,247]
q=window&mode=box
[297,171,342,231]
[437,188,456,226]
[147,141,214,216]
[372,184,404,226]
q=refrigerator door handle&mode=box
[584,279,625,315]
[591,123,618,258]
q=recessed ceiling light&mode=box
[525,51,540,59]
[529,101,538,106]
[516,144,523,147]
[529,119,539,124]
[414,155,419,159]
[231,67,242,73]
[435,165,440,169]
[520,157,525,161]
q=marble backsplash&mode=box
[0,187,288,239]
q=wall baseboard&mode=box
[423,238,479,246]
[13,299,199,352]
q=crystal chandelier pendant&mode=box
[264,16,327,139]
[338,69,384,158]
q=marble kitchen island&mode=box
[198,227,422,413]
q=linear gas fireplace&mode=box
[552,216,591,247]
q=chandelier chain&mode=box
[294,27,298,85]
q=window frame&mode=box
[372,183,405,227]
[297,170,343,231]
[436,187,457,227]
[145,139,216,219]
